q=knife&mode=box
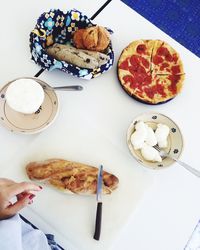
[93,165,103,241]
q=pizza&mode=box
[26,159,119,195]
[118,40,185,104]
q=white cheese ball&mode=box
[131,121,148,150]
[135,121,150,133]
[145,126,157,146]
[131,130,146,150]
[141,143,162,162]
[155,123,170,148]
[6,79,44,114]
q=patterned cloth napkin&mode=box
[121,0,200,58]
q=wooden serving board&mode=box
[1,114,153,250]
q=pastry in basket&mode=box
[73,26,110,52]
[72,29,85,49]
[26,159,119,195]
[118,39,185,104]
[46,43,109,69]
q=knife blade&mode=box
[93,165,103,240]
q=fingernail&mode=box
[29,194,35,200]
[39,186,43,189]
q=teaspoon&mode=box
[44,85,83,91]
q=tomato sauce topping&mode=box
[172,54,178,63]
[130,55,149,70]
[168,75,180,94]
[155,46,179,64]
[122,75,134,85]
[165,53,173,62]
[119,58,129,70]
[153,55,163,65]
[156,83,166,97]
[143,80,166,99]
[135,91,144,98]
[155,46,173,63]
[129,65,146,75]
[171,65,181,74]
[123,71,152,90]
[160,63,169,71]
[144,87,155,99]
[141,57,150,69]
[136,44,147,55]
[157,46,170,57]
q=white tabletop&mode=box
[1,1,200,250]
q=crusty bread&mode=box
[26,159,119,195]
[46,43,98,69]
[73,26,110,52]
[94,26,110,52]
[73,29,85,49]
[46,43,109,69]
[82,27,98,50]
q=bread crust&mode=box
[46,43,109,69]
[73,26,110,52]
[73,29,86,49]
[26,159,119,195]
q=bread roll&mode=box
[73,29,85,49]
[46,43,109,69]
[47,43,98,69]
[73,26,110,52]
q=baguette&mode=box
[26,159,119,195]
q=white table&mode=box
[1,1,200,250]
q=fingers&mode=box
[0,180,42,220]
[17,192,29,201]
[3,194,34,219]
[17,193,35,203]
[0,178,16,187]
[7,182,41,199]
[3,200,12,207]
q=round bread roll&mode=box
[73,26,110,52]
[73,29,85,49]
[94,26,110,52]
[82,26,98,50]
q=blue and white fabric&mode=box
[30,9,114,80]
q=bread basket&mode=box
[30,9,114,80]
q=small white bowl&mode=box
[127,112,184,169]
[5,78,45,114]
[0,77,59,134]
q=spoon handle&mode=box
[52,85,83,91]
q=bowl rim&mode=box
[126,111,184,170]
[0,76,59,134]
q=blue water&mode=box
[121,0,200,58]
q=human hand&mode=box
[0,178,42,220]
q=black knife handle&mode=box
[93,202,102,240]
